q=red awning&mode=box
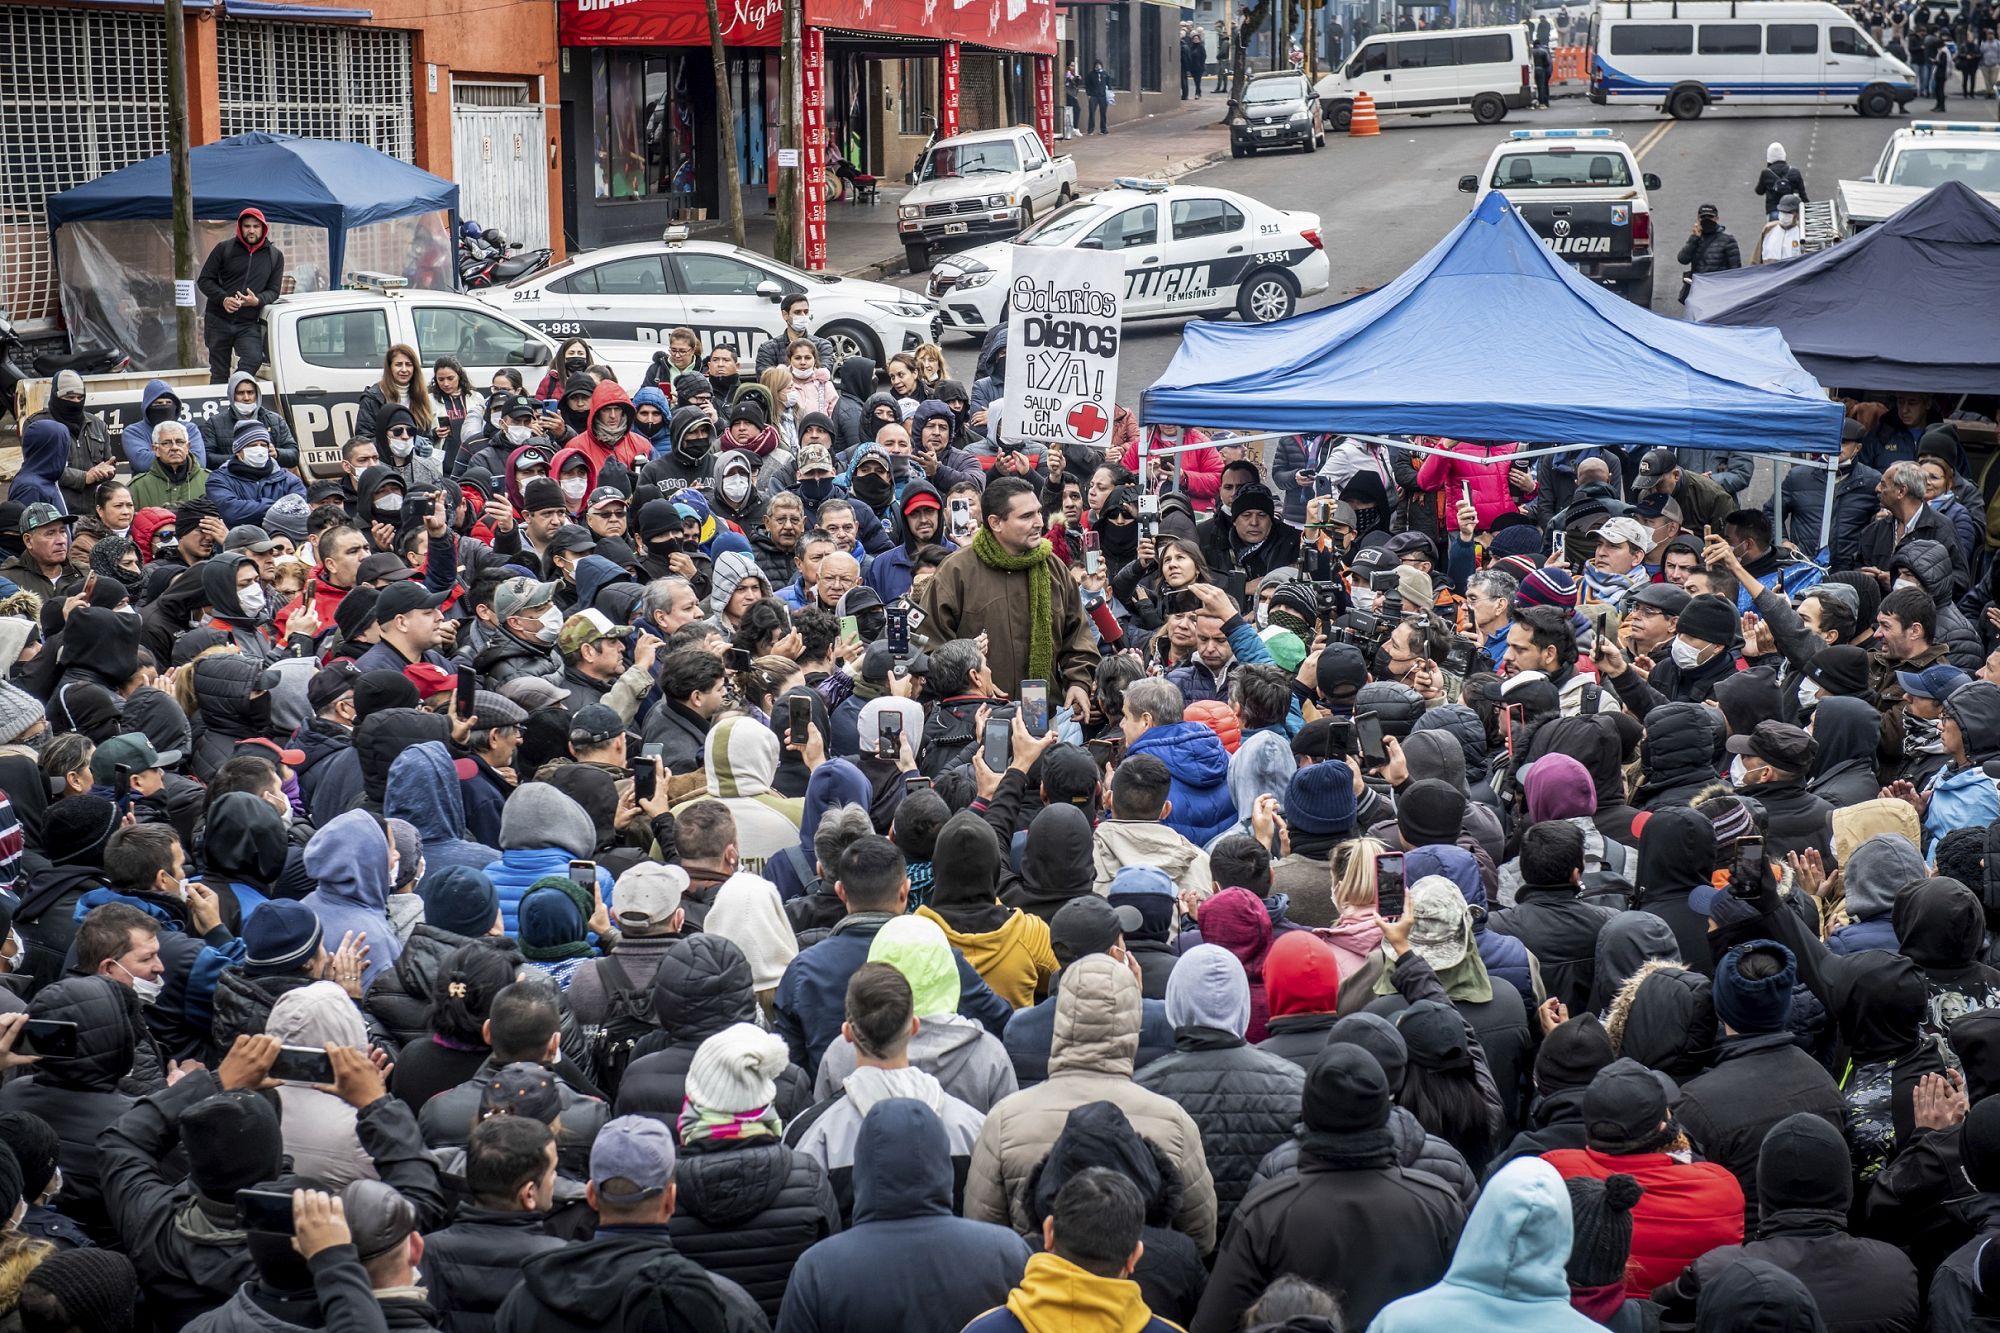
[558,0,1054,51]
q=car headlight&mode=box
[1230,116,1248,126]
[988,194,1016,209]
[1289,111,1310,123]
[868,299,934,319]
[898,204,920,220]
[954,270,995,290]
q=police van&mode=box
[1460,128,1660,305]
[1315,23,1536,129]
[1588,0,1916,118]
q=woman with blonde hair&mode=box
[353,342,435,443]
[913,341,951,395]
[1323,836,1386,978]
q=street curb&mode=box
[847,142,1231,280]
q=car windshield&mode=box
[1245,78,1308,103]
[1887,146,2000,190]
[1490,148,1633,188]
[1015,200,1110,247]
[919,141,1020,181]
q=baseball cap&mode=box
[1329,500,1359,529]
[1050,894,1142,967]
[401,663,456,700]
[1631,492,1683,526]
[89,732,181,783]
[492,577,559,622]
[568,703,625,745]
[1723,720,1816,774]
[1591,516,1653,552]
[1633,447,1680,491]
[547,523,598,555]
[1583,1058,1680,1153]
[903,491,941,513]
[1628,582,1691,616]
[796,444,836,477]
[307,662,360,713]
[18,503,75,536]
[223,524,276,554]
[496,393,538,420]
[372,580,450,624]
[496,675,570,710]
[558,609,633,657]
[590,1115,677,1201]
[357,553,417,584]
[587,487,628,513]
[1897,663,1971,701]
[614,863,688,930]
[234,735,309,769]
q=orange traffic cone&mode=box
[1349,90,1380,137]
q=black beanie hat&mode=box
[1303,1042,1392,1135]
[1536,1013,1617,1093]
[1676,594,1737,648]
[352,669,421,720]
[1713,940,1796,1036]
[1314,644,1369,703]
[0,1142,23,1222]
[1327,1012,1410,1094]
[1396,778,1467,849]
[43,796,119,867]
[0,1110,60,1199]
[729,400,767,430]
[332,585,379,644]
[20,1249,139,1333]
[1565,1173,1642,1288]
[180,1090,283,1204]
[1805,644,1873,698]
[1757,1111,1851,1217]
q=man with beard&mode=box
[1195,461,1263,571]
[1218,484,1299,582]
[867,484,950,602]
[195,206,284,380]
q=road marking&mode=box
[1632,120,1675,160]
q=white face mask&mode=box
[561,477,589,501]
[375,495,404,516]
[1779,213,1798,227]
[1351,586,1377,612]
[507,424,535,444]
[388,434,416,459]
[1729,753,1751,787]
[1255,600,1271,629]
[237,583,266,617]
[115,961,162,1006]
[535,604,563,643]
[1796,676,1822,710]
[238,446,270,470]
[232,400,257,418]
[1669,636,1705,670]
[789,315,809,332]
[722,473,751,504]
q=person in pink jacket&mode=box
[1412,436,1535,530]
[1123,424,1223,512]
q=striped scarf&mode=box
[679,1099,783,1148]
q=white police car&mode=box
[925,180,1329,337]
[481,227,940,366]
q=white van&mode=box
[1315,24,1535,129]
[1589,1,1916,118]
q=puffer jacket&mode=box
[1542,1144,1745,1297]
[1605,960,1716,1080]
[1629,703,1721,811]
[669,1135,840,1320]
[1890,537,1983,670]
[1134,1026,1306,1232]
[1125,721,1236,848]
[205,451,307,527]
[1677,224,1743,273]
[963,953,1219,1253]
[1249,1104,1481,1209]
[483,783,609,937]
[213,964,397,1057]
[362,923,491,1049]
[1674,1030,1846,1229]
[1488,885,1619,1015]
[615,935,814,1132]
[1412,438,1532,530]
[420,1206,568,1333]
[0,975,139,1243]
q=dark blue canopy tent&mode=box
[47,131,459,287]
[1141,190,1843,454]
[1686,180,2000,395]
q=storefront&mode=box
[557,0,1055,265]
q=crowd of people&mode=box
[3,309,2000,1333]
[1854,0,2000,106]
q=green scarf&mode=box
[971,526,1055,684]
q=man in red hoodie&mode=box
[195,207,285,381]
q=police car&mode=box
[1837,120,2000,235]
[1458,128,1661,306]
[480,227,941,366]
[924,180,1329,337]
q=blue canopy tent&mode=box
[1142,190,1844,454]
[46,132,459,368]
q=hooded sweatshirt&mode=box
[265,980,377,1188]
[9,419,70,513]
[1830,833,1924,955]
[485,783,611,937]
[672,717,803,874]
[920,812,1058,1008]
[1093,820,1211,903]
[773,758,872,905]
[702,871,800,992]
[301,810,402,989]
[125,379,203,473]
[1370,1157,1601,1333]
[1001,804,1099,924]
[383,742,500,882]
[1632,806,1720,975]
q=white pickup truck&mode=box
[898,126,1077,274]
[1835,120,2000,235]
[1458,128,1662,306]
[11,279,656,480]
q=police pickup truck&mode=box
[1835,120,2000,235]
[1459,128,1662,305]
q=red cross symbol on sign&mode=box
[1067,402,1108,439]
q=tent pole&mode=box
[1818,456,1837,565]
[1773,458,1784,551]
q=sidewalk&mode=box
[714,97,1230,279]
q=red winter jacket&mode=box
[1542,1146,1744,1297]
[1122,428,1222,512]
[572,380,653,471]
[1412,437,1535,530]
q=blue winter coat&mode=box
[301,810,403,990]
[1925,763,2000,850]
[778,1099,1031,1333]
[207,457,307,527]
[383,742,500,884]
[485,846,613,939]
[1126,721,1236,848]
[67,887,244,1061]
[11,420,70,513]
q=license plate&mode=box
[943,222,969,235]
[1257,128,1279,137]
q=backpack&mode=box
[582,951,655,1101]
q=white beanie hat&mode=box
[1767,141,1785,163]
[685,1022,791,1114]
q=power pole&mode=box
[774,0,803,267]
[164,0,197,369]
[705,0,747,247]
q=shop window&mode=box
[899,58,936,137]
[1108,3,1132,89]
[1141,5,1163,91]
[591,51,699,200]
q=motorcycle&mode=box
[457,223,552,290]
[0,312,128,425]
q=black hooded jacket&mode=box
[1631,702,1722,813]
[1136,1028,1308,1237]
[1615,963,1716,1079]
[1631,806,1719,975]
[614,935,813,1128]
[1807,696,1881,810]
[190,654,271,781]
[0,976,138,1242]
[1893,876,2000,1049]
[999,802,1097,924]
[495,1227,765,1333]
[141,565,214,664]
[354,708,453,815]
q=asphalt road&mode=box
[897,96,1917,500]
